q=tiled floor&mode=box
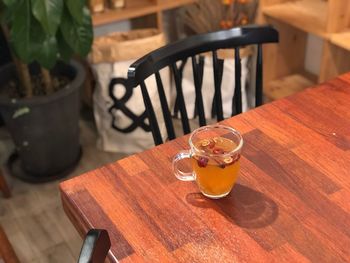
[0,117,128,262]
[0,108,216,262]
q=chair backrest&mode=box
[127,25,279,145]
[78,229,111,263]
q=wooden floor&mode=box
[0,112,238,262]
[0,117,128,262]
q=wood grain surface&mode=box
[60,73,350,262]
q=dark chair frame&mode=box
[78,229,111,263]
[127,25,279,145]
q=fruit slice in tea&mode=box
[192,136,241,197]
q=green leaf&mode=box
[65,0,85,24]
[57,30,73,62]
[30,19,58,69]
[35,36,58,68]
[10,1,58,68]
[31,0,63,35]
[2,0,16,6]
[60,7,93,57]
[0,0,17,23]
[0,0,22,27]
[10,0,32,63]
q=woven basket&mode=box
[89,29,166,63]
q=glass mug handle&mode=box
[172,150,195,181]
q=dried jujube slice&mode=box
[200,139,215,150]
[223,156,233,164]
[217,154,241,168]
[197,156,209,167]
[201,139,210,147]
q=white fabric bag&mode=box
[179,52,249,119]
[91,30,169,153]
[92,62,170,154]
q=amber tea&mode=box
[192,137,240,197]
[173,125,243,199]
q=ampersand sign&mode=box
[108,77,151,133]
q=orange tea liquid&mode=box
[191,137,240,198]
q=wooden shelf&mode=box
[92,0,196,27]
[93,0,155,26]
[262,0,328,38]
[264,73,316,101]
[330,32,350,51]
[158,0,197,10]
[260,0,350,87]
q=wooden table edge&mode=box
[60,189,88,237]
[60,186,116,262]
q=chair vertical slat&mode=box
[193,56,204,119]
[171,63,191,135]
[154,72,176,140]
[173,59,188,117]
[233,46,242,116]
[140,81,163,145]
[256,44,263,107]
[212,51,224,121]
[192,56,206,127]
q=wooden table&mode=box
[60,73,350,262]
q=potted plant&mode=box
[0,0,93,182]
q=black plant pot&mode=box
[0,60,85,182]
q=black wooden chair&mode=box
[78,229,111,263]
[126,25,279,145]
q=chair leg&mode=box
[0,168,11,198]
